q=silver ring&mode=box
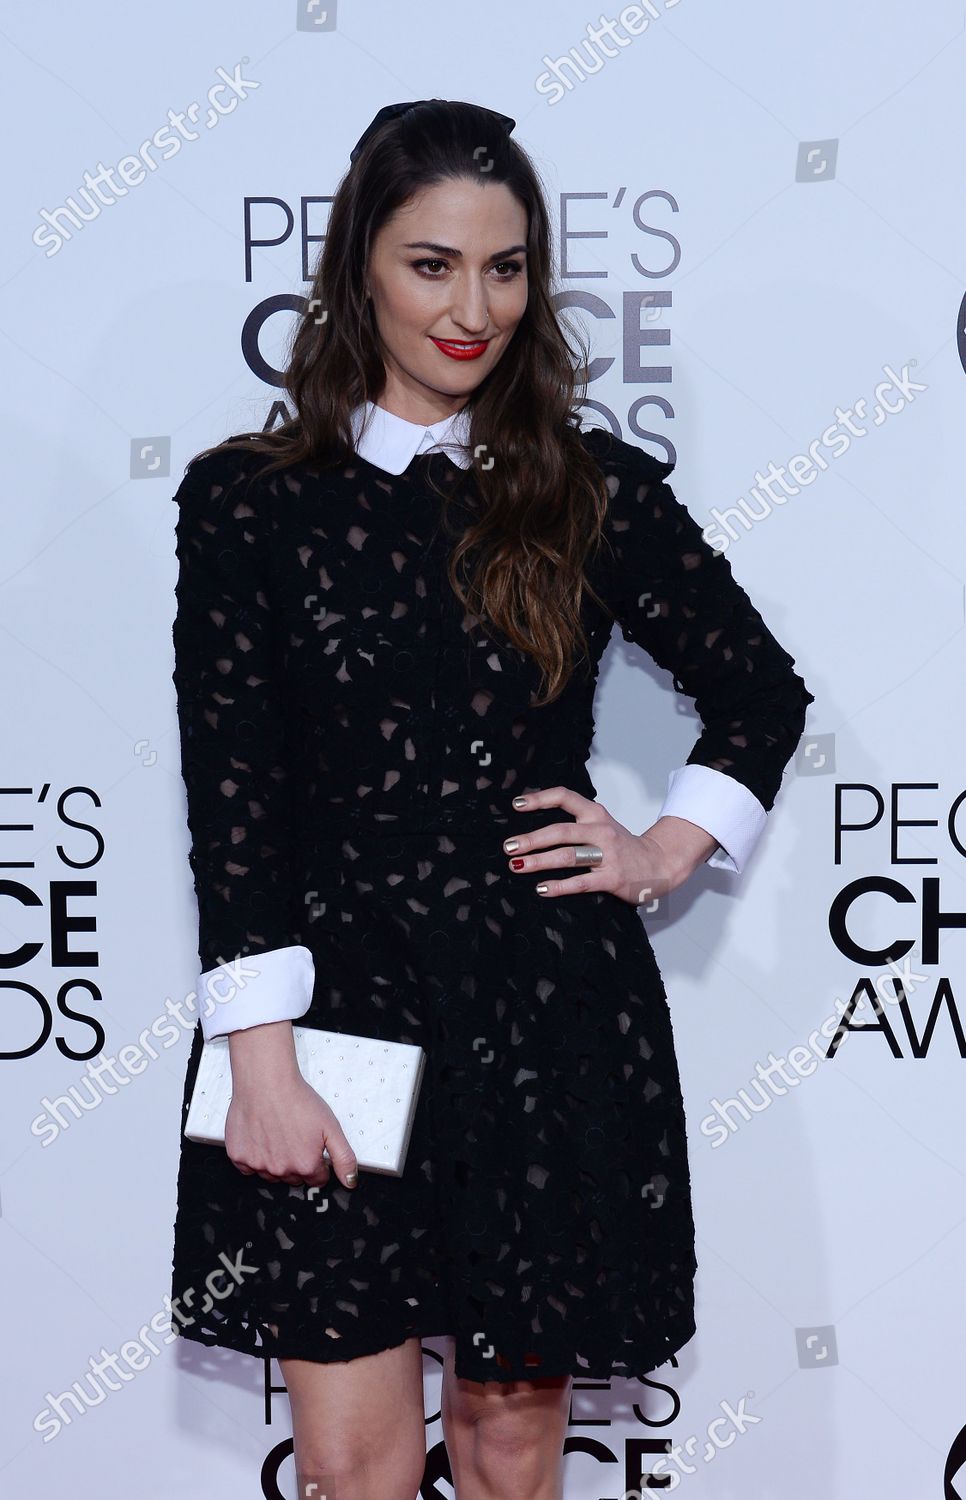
[574,843,604,868]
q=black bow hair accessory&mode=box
[349,99,516,164]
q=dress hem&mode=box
[170,1312,697,1385]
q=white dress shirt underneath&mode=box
[194,402,767,1039]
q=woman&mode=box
[169,99,814,1500]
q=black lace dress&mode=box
[167,426,814,1382]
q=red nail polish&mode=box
[510,858,525,870]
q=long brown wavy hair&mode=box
[193,98,616,706]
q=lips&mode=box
[430,337,490,361]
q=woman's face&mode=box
[365,176,529,423]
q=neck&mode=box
[372,377,469,429]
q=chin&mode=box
[417,366,488,399]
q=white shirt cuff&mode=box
[196,944,316,1041]
[657,763,767,875]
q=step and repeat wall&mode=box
[3,2,964,1496]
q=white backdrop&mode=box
[2,2,965,1496]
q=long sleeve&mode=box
[171,444,314,1040]
[591,434,815,867]
[657,762,767,874]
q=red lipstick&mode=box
[430,337,490,361]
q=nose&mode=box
[448,277,491,336]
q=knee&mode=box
[467,1429,555,1500]
[442,1365,572,1494]
[468,1404,563,1477]
[294,1435,424,1500]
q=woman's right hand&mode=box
[223,1021,359,1190]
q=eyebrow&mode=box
[401,241,527,260]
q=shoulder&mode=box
[573,427,726,590]
[174,434,274,509]
[171,437,291,581]
[574,424,676,488]
[171,436,293,561]
[574,424,694,551]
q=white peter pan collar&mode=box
[349,400,474,476]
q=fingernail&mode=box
[346,1170,358,1187]
[512,795,528,808]
[503,839,519,852]
[510,858,525,870]
[535,884,548,894]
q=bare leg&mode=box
[439,1340,573,1500]
[280,1336,426,1500]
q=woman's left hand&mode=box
[502,785,719,907]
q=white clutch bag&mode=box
[184,1026,426,1177]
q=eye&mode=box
[411,258,525,280]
